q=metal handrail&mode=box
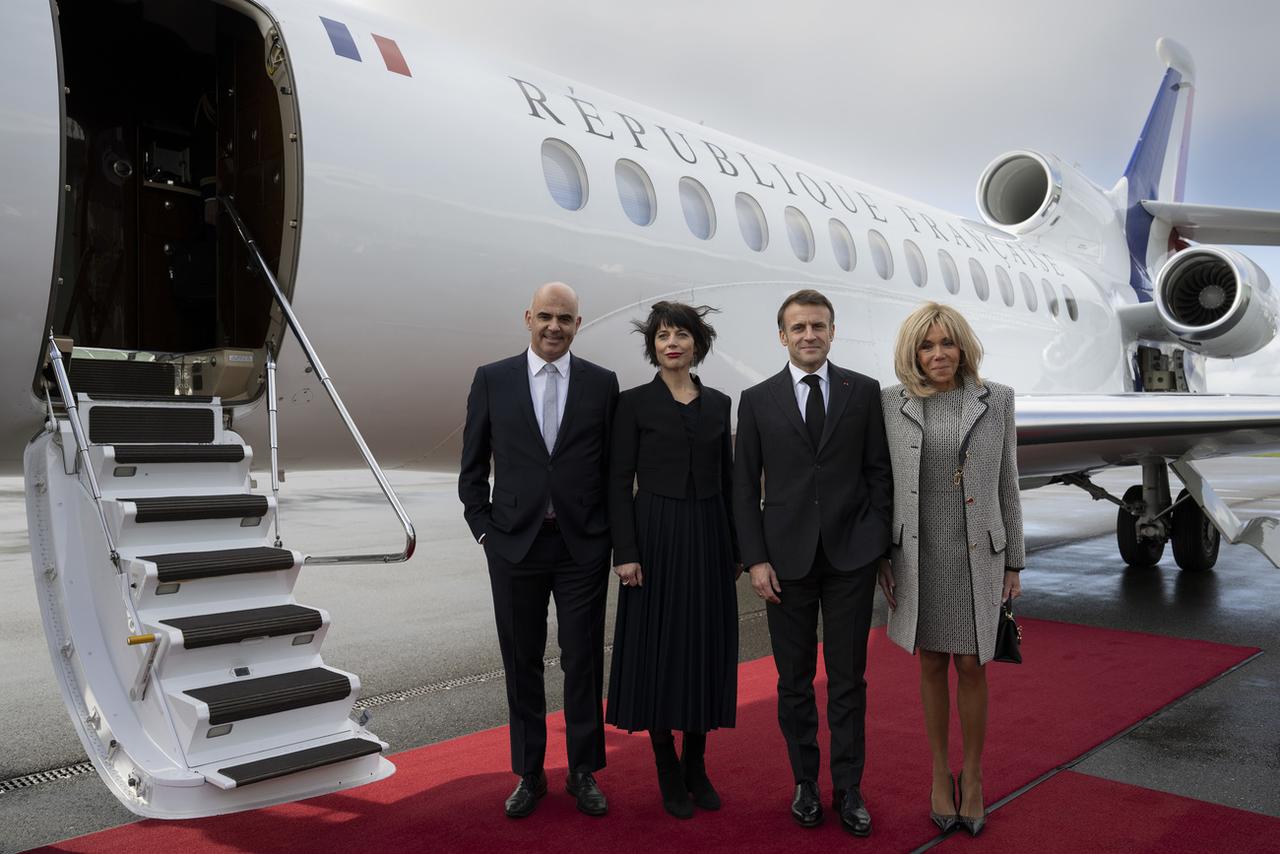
[45,331,120,568]
[217,195,416,564]
[266,351,283,548]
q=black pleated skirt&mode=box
[606,489,738,733]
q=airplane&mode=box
[2,0,1280,822]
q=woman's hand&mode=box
[614,562,643,588]
[1002,570,1022,602]
[877,558,896,610]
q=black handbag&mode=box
[993,597,1022,664]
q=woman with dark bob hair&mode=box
[607,300,741,819]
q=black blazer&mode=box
[608,375,738,565]
[733,362,893,579]
[459,352,620,565]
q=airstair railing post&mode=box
[266,351,283,548]
[46,331,120,569]
[217,196,416,564]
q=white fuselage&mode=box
[0,0,1150,471]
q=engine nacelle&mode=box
[975,151,1126,264]
[1154,246,1277,358]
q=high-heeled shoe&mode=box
[957,772,987,837]
[929,773,959,833]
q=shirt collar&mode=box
[788,360,829,387]
[528,347,571,377]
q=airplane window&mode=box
[541,138,588,211]
[969,259,990,301]
[995,265,1015,306]
[1042,279,1060,317]
[868,229,893,280]
[904,239,927,287]
[737,193,769,251]
[680,177,716,240]
[938,249,960,294]
[829,219,856,271]
[1020,272,1038,311]
[1062,283,1079,321]
[785,207,815,262]
[615,159,656,226]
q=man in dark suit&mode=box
[733,289,893,836]
[460,282,619,818]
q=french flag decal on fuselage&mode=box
[320,16,412,77]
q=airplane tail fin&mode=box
[1119,38,1197,299]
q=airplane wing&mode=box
[1142,201,1280,245]
[1016,393,1280,480]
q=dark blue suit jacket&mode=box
[459,352,619,565]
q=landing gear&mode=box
[1171,488,1220,572]
[1117,484,1165,567]
[1065,460,1224,572]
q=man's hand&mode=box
[749,562,782,604]
[614,562,643,588]
[877,558,896,610]
[1001,570,1022,602]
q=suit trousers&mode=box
[765,541,876,790]
[486,524,610,775]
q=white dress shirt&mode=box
[788,360,830,417]
[527,347,571,435]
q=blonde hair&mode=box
[893,302,984,398]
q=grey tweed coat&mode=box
[880,377,1025,664]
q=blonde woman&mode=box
[878,302,1024,837]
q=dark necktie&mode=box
[802,374,824,450]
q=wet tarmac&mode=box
[1,457,1278,851]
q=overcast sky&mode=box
[350,0,1280,391]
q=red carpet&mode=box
[935,771,1280,853]
[33,619,1258,853]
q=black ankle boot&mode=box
[651,731,693,819]
[680,732,721,810]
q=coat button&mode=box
[969,542,977,550]
[966,497,975,505]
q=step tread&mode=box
[64,359,175,399]
[141,546,297,582]
[185,667,354,725]
[112,445,245,464]
[161,605,322,649]
[218,737,382,787]
[128,494,268,523]
[88,406,215,444]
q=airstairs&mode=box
[23,199,416,818]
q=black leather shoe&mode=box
[566,771,608,816]
[504,770,547,818]
[791,781,823,827]
[833,787,872,837]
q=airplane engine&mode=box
[975,150,1117,242]
[1154,246,1277,358]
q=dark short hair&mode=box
[632,301,719,366]
[776,288,835,330]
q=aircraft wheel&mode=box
[1117,484,1164,567]
[1171,488,1220,572]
